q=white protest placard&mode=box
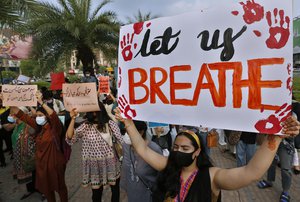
[118,0,292,135]
[2,85,37,106]
[62,83,99,112]
[17,75,31,84]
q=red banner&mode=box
[50,72,65,90]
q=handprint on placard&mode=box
[239,0,264,24]
[133,21,151,35]
[254,103,292,134]
[120,22,152,62]
[133,22,144,35]
[120,33,136,61]
[118,95,137,119]
[265,9,290,49]
[118,67,122,88]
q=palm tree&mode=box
[126,9,158,24]
[26,0,119,74]
[0,0,35,28]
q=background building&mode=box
[294,17,300,68]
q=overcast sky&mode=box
[101,0,299,22]
[42,0,300,22]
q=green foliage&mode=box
[32,80,50,89]
[19,59,40,77]
[0,0,36,29]
[126,9,159,24]
[1,70,17,79]
[25,0,119,73]
[98,65,108,74]
[293,76,300,101]
[67,74,81,83]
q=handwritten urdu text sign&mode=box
[62,83,99,112]
[2,85,37,106]
[118,0,293,134]
[98,76,110,94]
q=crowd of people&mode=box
[0,73,300,202]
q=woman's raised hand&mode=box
[70,108,78,118]
[35,90,43,104]
[114,107,125,123]
[281,116,300,137]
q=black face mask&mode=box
[171,150,195,168]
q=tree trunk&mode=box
[77,45,95,75]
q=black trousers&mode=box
[0,134,5,165]
[92,178,120,202]
[3,132,12,151]
[26,171,36,193]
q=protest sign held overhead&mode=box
[118,0,292,135]
[98,76,110,94]
[50,72,65,90]
[17,75,31,84]
[62,83,99,112]
[2,85,37,106]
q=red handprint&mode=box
[239,0,264,24]
[118,95,137,119]
[255,103,292,134]
[265,9,290,49]
[120,33,136,61]
[133,22,144,35]
[133,22,151,35]
[118,67,122,88]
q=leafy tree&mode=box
[19,59,40,77]
[25,0,119,75]
[2,70,17,78]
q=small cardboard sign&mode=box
[17,75,30,84]
[62,83,99,112]
[98,76,110,94]
[2,85,37,106]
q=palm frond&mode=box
[90,0,112,20]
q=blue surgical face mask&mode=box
[36,116,47,126]
[7,116,16,123]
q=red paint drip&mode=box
[253,30,262,37]
[231,11,239,16]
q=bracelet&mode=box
[41,102,45,107]
[71,115,76,120]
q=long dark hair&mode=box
[155,131,213,200]
[86,102,111,132]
